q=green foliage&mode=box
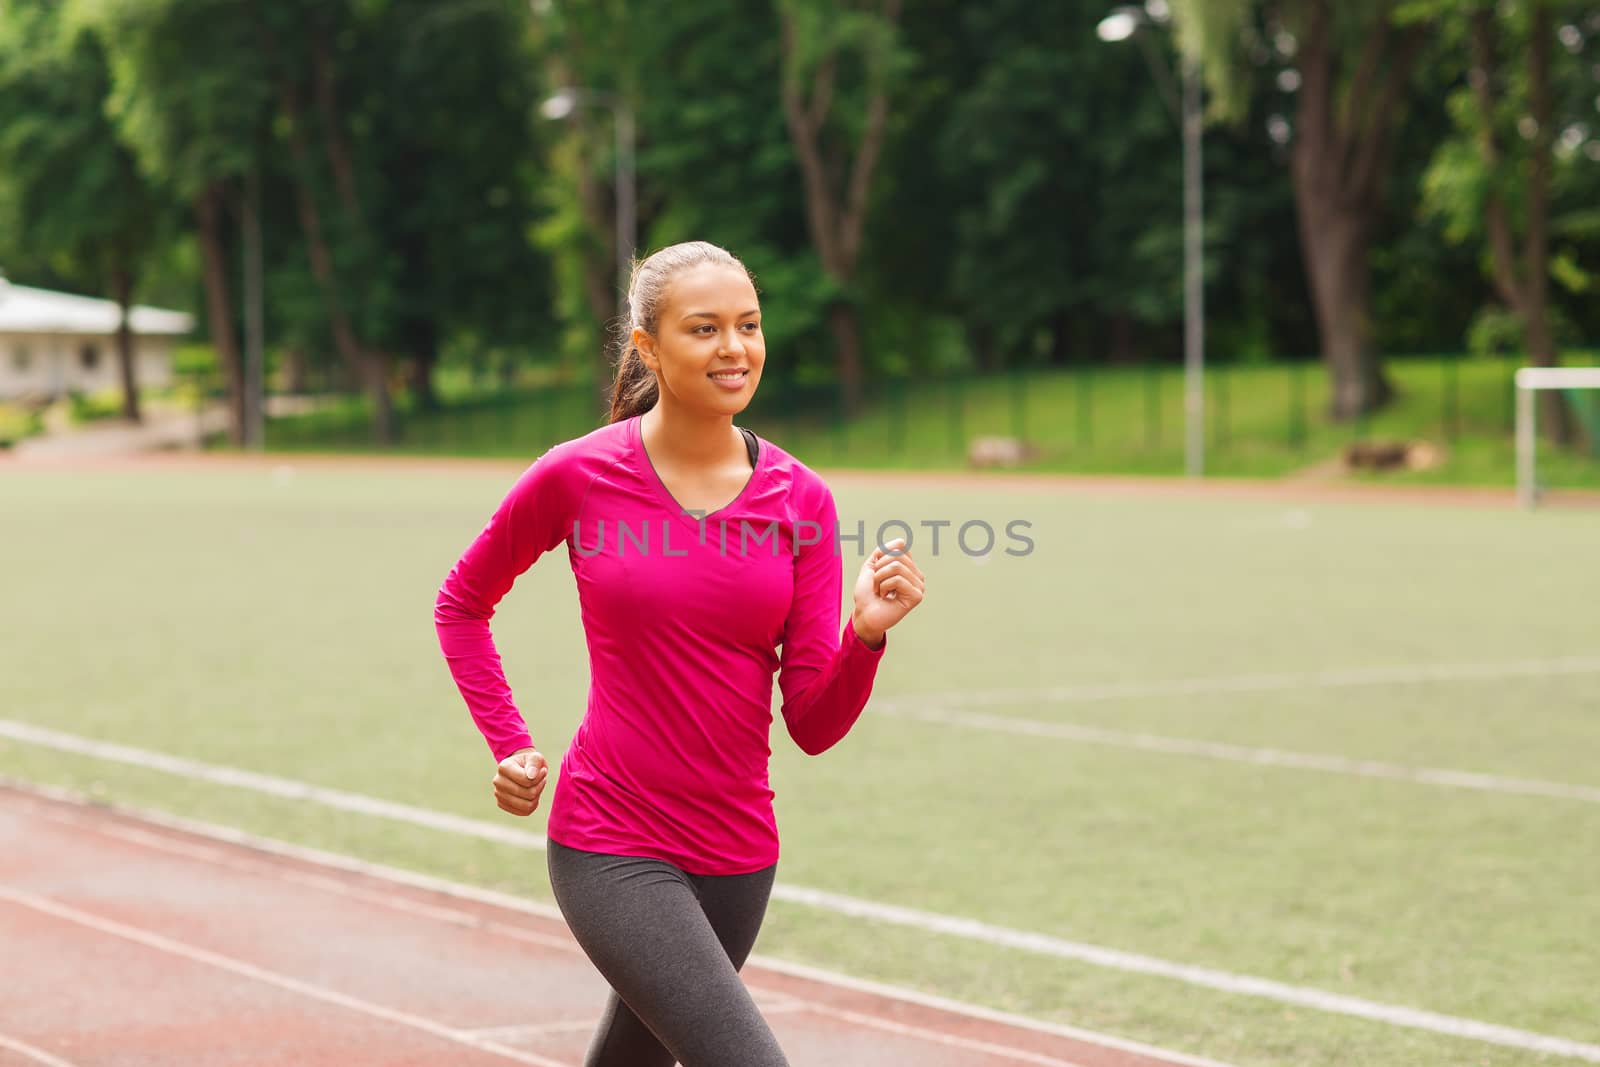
[2,0,1595,424]
[1422,138,1491,246]
[1168,0,1253,118]
[1549,248,1593,293]
[1466,302,1583,359]
[76,0,272,199]
[0,400,43,445]
[1465,304,1527,358]
[778,0,913,143]
[66,387,125,423]
[1417,0,1600,354]
[0,0,172,297]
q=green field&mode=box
[2,460,1597,1066]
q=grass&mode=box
[2,461,1597,1066]
[0,399,43,446]
[245,352,1600,490]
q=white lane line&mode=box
[4,779,1237,1067]
[65,819,582,955]
[0,1034,80,1067]
[776,885,1600,1064]
[466,1021,597,1041]
[9,739,1600,1063]
[872,655,1600,711]
[0,720,546,850]
[0,889,573,1067]
[748,956,1239,1067]
[885,707,1600,804]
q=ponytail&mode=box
[607,334,658,423]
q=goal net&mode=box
[1515,366,1600,509]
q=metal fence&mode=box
[200,352,1599,479]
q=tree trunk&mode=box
[1048,311,1071,367]
[580,214,620,399]
[280,82,393,444]
[967,320,1001,373]
[827,302,865,414]
[282,348,310,393]
[408,317,440,414]
[1285,0,1420,420]
[779,0,901,416]
[410,351,438,414]
[1523,1,1574,444]
[1292,181,1391,417]
[112,267,141,424]
[312,30,360,217]
[1468,2,1574,444]
[1108,313,1137,366]
[195,184,245,446]
[363,352,395,444]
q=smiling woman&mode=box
[607,240,764,425]
[433,239,927,1066]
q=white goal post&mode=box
[1515,366,1600,509]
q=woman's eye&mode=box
[741,322,760,332]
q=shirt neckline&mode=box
[631,413,767,529]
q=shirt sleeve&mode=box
[433,446,575,762]
[776,477,887,756]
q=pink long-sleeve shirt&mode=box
[434,413,886,875]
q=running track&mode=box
[0,785,1227,1067]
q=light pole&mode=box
[541,88,637,323]
[242,164,265,450]
[1097,2,1205,479]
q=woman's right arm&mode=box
[433,445,574,763]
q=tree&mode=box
[263,0,548,430]
[778,0,906,413]
[534,0,841,403]
[1174,0,1428,418]
[365,0,549,413]
[0,0,171,422]
[1420,0,1597,444]
[895,0,1189,371]
[85,0,548,446]
[264,4,385,439]
[78,0,275,446]
[529,0,634,401]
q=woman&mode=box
[434,240,925,1066]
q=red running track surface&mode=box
[0,784,1226,1067]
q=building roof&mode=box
[0,277,195,336]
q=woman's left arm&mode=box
[776,482,925,755]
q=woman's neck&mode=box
[640,402,742,468]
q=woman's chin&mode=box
[705,384,757,414]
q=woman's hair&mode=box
[607,241,756,423]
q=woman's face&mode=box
[637,263,765,417]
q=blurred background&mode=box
[1,0,1597,486]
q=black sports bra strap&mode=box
[738,426,759,469]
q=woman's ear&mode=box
[633,326,658,372]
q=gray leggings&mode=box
[546,839,789,1067]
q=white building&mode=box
[0,276,195,401]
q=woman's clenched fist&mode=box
[493,748,548,816]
